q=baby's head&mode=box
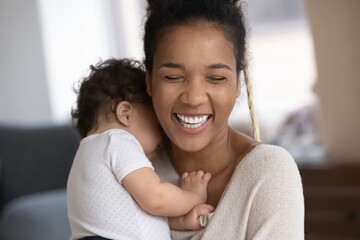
[72,58,162,159]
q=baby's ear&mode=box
[116,101,132,127]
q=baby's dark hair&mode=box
[144,0,246,74]
[71,58,149,138]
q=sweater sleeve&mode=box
[245,145,304,240]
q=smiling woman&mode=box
[147,23,240,152]
[143,0,304,239]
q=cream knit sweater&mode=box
[152,144,304,240]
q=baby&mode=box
[67,58,214,240]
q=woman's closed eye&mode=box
[164,76,184,81]
[207,76,226,82]
[163,75,227,82]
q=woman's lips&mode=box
[173,113,212,131]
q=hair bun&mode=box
[146,0,171,14]
[146,0,185,18]
[147,0,242,14]
[146,0,160,13]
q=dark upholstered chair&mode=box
[0,124,79,240]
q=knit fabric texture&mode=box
[152,144,304,240]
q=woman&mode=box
[144,0,304,239]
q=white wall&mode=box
[37,0,146,124]
[37,0,119,123]
[0,0,146,124]
[0,0,51,124]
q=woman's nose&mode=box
[180,77,208,107]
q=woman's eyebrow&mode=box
[158,63,185,69]
[158,62,232,71]
[207,63,232,71]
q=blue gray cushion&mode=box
[0,189,70,240]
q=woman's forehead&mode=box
[153,24,236,69]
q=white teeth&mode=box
[176,114,210,129]
[194,117,199,124]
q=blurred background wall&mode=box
[305,0,360,163]
[0,0,359,163]
[0,0,51,123]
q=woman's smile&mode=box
[173,113,212,133]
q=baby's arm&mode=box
[122,168,211,217]
[168,204,215,231]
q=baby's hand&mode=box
[181,170,211,203]
[183,204,215,230]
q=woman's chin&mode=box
[171,139,208,153]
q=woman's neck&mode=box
[170,127,258,207]
[170,127,238,177]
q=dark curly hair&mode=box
[143,0,247,74]
[71,58,150,138]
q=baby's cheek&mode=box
[143,139,159,159]
[146,151,156,161]
[149,129,162,149]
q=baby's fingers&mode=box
[182,172,189,179]
[202,172,211,183]
[195,170,204,177]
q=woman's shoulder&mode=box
[229,144,303,213]
[237,144,301,181]
[223,146,304,240]
[231,130,295,170]
[243,144,296,165]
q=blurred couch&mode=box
[0,124,79,240]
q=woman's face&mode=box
[147,22,240,152]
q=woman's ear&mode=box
[146,71,152,96]
[116,101,132,127]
